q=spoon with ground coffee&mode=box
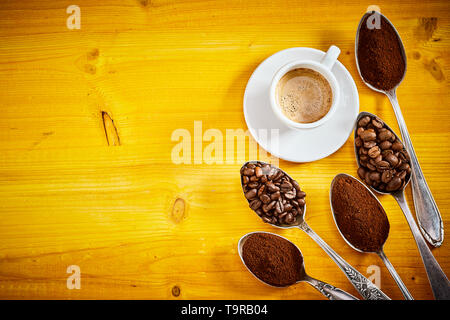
[238,231,358,300]
[355,11,443,247]
[330,173,413,300]
[240,161,390,300]
[353,112,450,300]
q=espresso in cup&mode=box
[275,68,333,124]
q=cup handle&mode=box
[320,45,341,70]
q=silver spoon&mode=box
[354,111,450,300]
[241,161,390,300]
[355,11,443,247]
[238,231,358,300]
[330,173,413,300]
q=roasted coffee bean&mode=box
[275,200,284,214]
[266,181,280,192]
[284,189,297,199]
[280,181,293,192]
[248,181,259,189]
[270,191,281,200]
[254,166,263,177]
[292,180,301,191]
[372,117,384,129]
[369,171,381,182]
[360,130,377,142]
[357,167,366,180]
[268,168,278,180]
[382,149,393,157]
[391,141,403,151]
[364,141,378,149]
[399,162,411,173]
[377,160,391,171]
[250,199,262,210]
[262,201,276,213]
[378,130,392,141]
[381,170,394,183]
[262,216,272,223]
[358,116,371,127]
[273,170,284,181]
[396,170,407,180]
[260,193,271,204]
[257,185,265,197]
[379,140,392,150]
[368,146,381,158]
[278,211,287,219]
[399,150,410,162]
[359,154,369,162]
[284,213,295,224]
[245,189,257,200]
[373,154,383,164]
[365,171,372,184]
[355,115,410,192]
[386,177,402,191]
[240,161,306,226]
[297,191,306,198]
[284,203,293,212]
[385,153,399,167]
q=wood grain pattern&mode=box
[0,0,449,300]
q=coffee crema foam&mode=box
[276,68,332,123]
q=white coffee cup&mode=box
[269,45,341,129]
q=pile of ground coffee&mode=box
[357,13,406,90]
[242,233,304,287]
[331,175,390,252]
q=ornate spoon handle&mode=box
[303,275,358,300]
[298,221,390,300]
[387,89,444,247]
[392,191,450,300]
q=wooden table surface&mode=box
[0,0,449,300]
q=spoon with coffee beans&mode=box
[354,112,450,300]
[238,231,358,300]
[240,161,390,300]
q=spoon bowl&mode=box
[354,111,411,195]
[240,161,306,229]
[237,231,304,288]
[355,11,407,93]
[237,231,358,300]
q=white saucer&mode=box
[243,47,359,163]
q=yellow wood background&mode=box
[0,0,449,300]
